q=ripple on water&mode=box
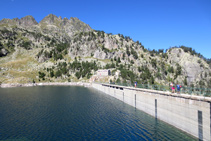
[0,86,197,140]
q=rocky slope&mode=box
[0,14,211,88]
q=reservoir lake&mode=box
[0,86,197,140]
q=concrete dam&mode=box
[92,83,211,141]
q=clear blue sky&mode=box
[1,0,211,59]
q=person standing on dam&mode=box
[170,82,175,93]
[134,81,137,88]
[176,84,182,94]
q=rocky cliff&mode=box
[0,14,210,88]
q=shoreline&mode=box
[0,82,92,88]
[3,82,211,101]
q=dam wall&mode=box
[92,83,211,141]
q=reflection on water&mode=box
[0,86,197,140]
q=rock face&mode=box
[0,15,38,27]
[0,14,210,87]
[39,14,92,38]
[0,18,18,26]
[39,14,60,25]
[0,48,8,57]
[167,48,202,84]
[19,15,38,27]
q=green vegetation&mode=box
[21,40,32,50]
[38,71,46,80]
[0,21,211,89]
[139,66,154,84]
[69,60,98,79]
[44,59,99,80]
[131,47,138,59]
[120,69,136,82]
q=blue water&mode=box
[0,86,196,140]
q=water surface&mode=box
[0,86,197,140]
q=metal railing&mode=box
[105,82,211,97]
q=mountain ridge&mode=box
[0,14,211,88]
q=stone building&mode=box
[96,69,111,76]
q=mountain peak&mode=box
[19,15,38,27]
[0,16,37,27]
[39,14,61,25]
[0,18,19,26]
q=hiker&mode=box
[134,81,137,88]
[170,82,175,93]
[177,84,182,94]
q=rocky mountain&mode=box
[0,14,211,88]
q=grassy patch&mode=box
[97,59,111,63]
[0,48,41,83]
[0,70,38,84]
